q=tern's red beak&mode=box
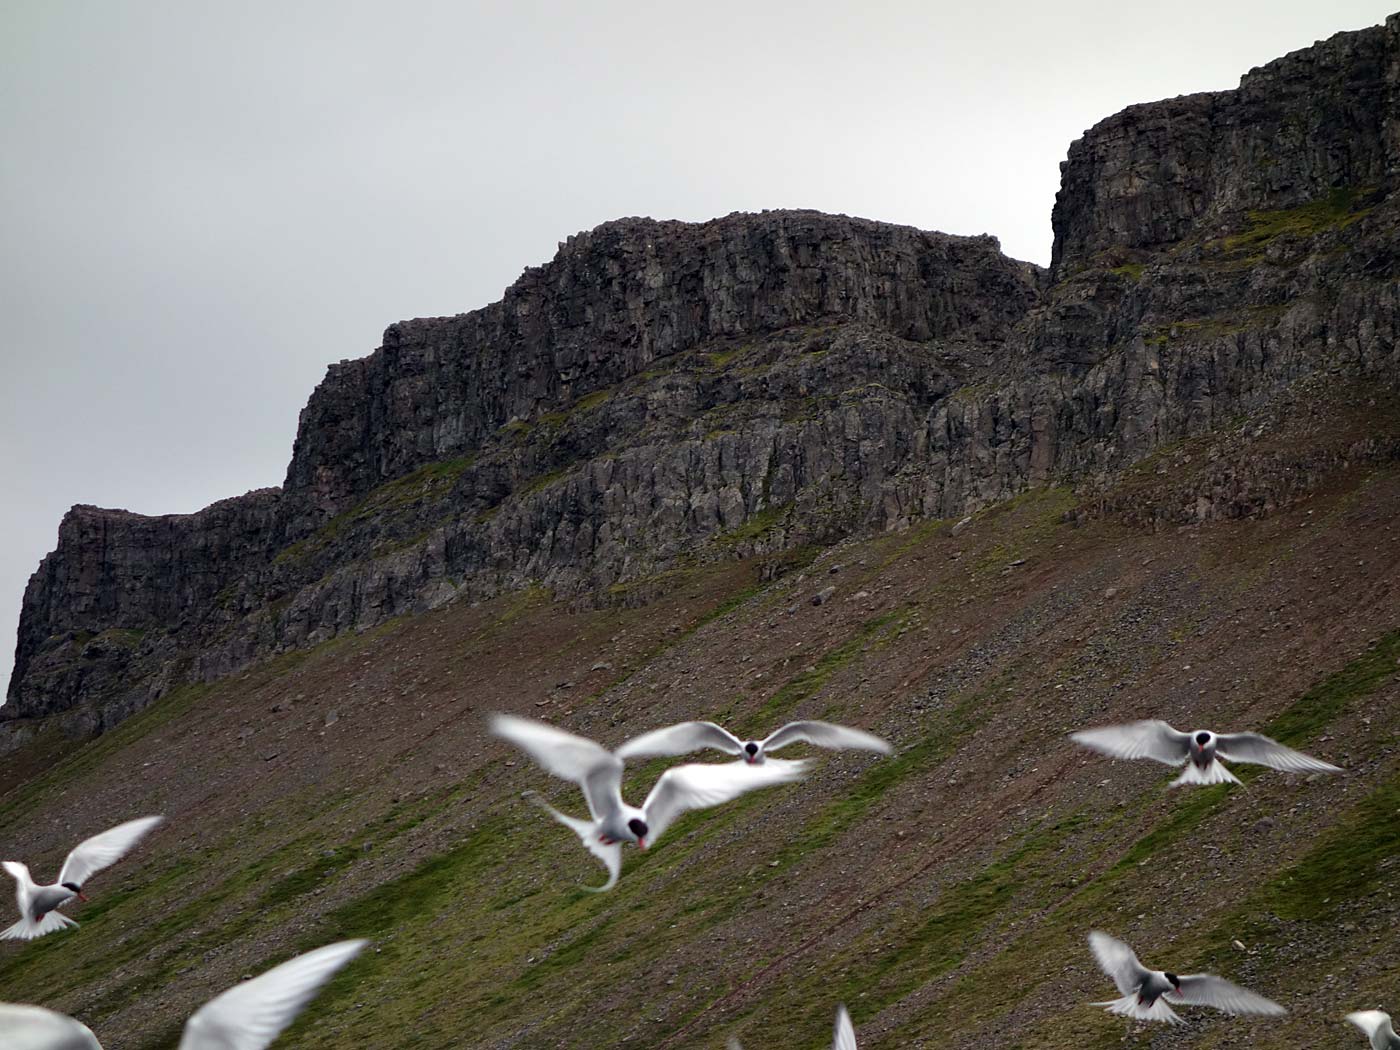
[637,838,647,851]
[77,892,89,902]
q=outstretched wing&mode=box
[1346,1011,1400,1047]
[0,1004,103,1050]
[1088,931,1151,997]
[615,722,744,761]
[641,759,808,844]
[1071,721,1191,766]
[178,940,366,1050]
[491,714,624,821]
[526,794,621,892]
[58,816,163,889]
[1214,733,1341,774]
[1168,973,1286,1016]
[833,1005,858,1050]
[762,721,891,756]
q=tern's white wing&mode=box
[833,1005,857,1050]
[1088,931,1151,997]
[641,759,808,844]
[1071,721,1191,766]
[0,1004,102,1050]
[178,940,366,1050]
[490,714,624,820]
[1214,733,1342,774]
[526,795,621,892]
[1347,1010,1400,1049]
[762,721,891,756]
[57,816,163,889]
[1168,973,1286,1016]
[615,722,744,760]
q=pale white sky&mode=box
[2,0,1394,698]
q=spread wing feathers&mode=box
[526,794,621,892]
[833,1005,858,1050]
[1088,931,1151,997]
[1091,993,1184,1024]
[1168,973,1286,1016]
[58,816,164,889]
[178,940,366,1050]
[1214,733,1342,774]
[3,860,34,886]
[1071,721,1191,765]
[1169,759,1242,788]
[615,721,744,761]
[490,715,623,820]
[1,911,79,941]
[1346,1011,1400,1049]
[763,721,892,756]
[0,1004,104,1050]
[641,759,809,844]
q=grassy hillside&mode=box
[2,450,1398,1049]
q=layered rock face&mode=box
[7,14,1400,734]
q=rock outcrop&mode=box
[7,14,1400,735]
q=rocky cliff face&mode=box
[7,14,1400,735]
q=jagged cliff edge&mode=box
[6,14,1399,739]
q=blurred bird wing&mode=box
[491,714,624,820]
[762,721,891,756]
[833,1005,857,1050]
[1346,1010,1398,1047]
[526,795,621,892]
[615,721,744,761]
[178,940,366,1050]
[641,759,809,843]
[0,1004,103,1050]
[1214,733,1342,774]
[58,816,163,889]
[1088,931,1151,996]
[1168,973,1286,1016]
[1071,721,1191,766]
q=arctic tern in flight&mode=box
[1088,930,1286,1023]
[491,714,808,890]
[0,939,365,1050]
[617,719,890,766]
[1348,1010,1400,1049]
[1070,720,1341,786]
[3,815,163,940]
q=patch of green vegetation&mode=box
[1109,262,1144,281]
[714,502,794,547]
[705,345,754,368]
[1220,186,1374,255]
[1249,771,1400,926]
[518,465,573,498]
[1262,628,1399,745]
[274,456,474,564]
[538,388,613,428]
[950,380,994,405]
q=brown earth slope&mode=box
[1,385,1397,1050]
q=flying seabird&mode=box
[491,714,808,891]
[617,719,890,766]
[1348,1010,1400,1049]
[1070,720,1341,787]
[1088,930,1286,1024]
[2,815,164,940]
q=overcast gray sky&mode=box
[2,1,1393,699]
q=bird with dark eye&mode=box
[627,819,648,841]
[1088,931,1285,1024]
[1070,720,1342,788]
[3,816,164,941]
[617,719,891,767]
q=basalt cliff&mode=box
[7,14,1400,739]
